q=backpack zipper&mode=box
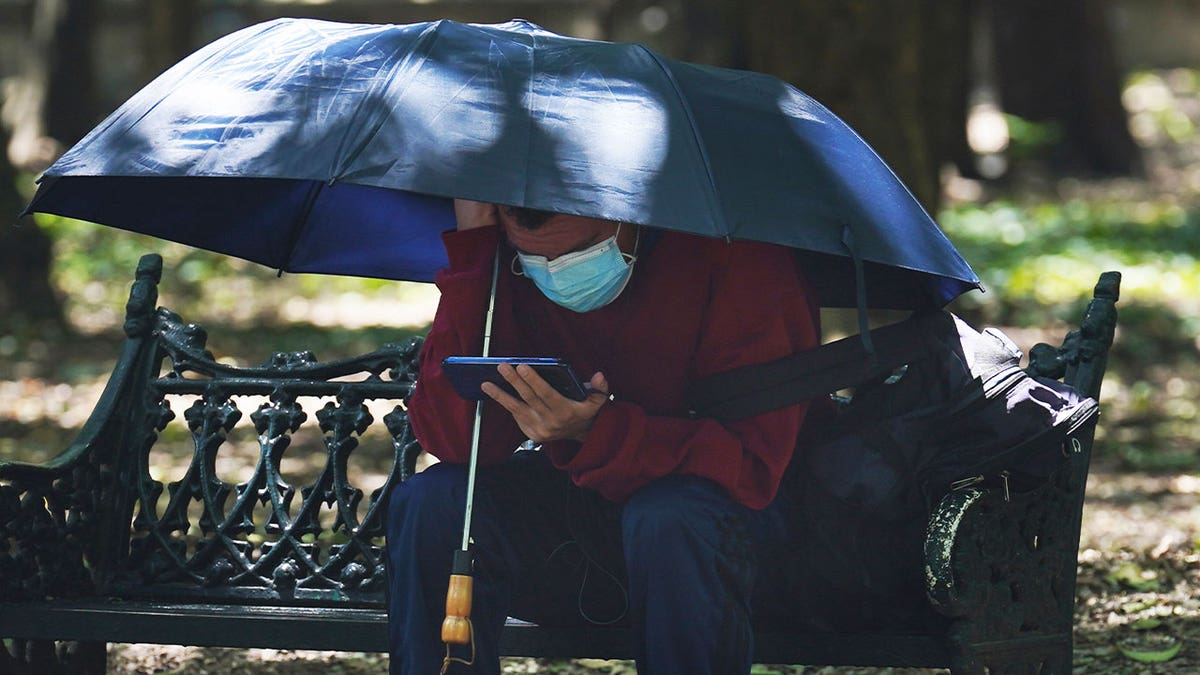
[950,475,984,491]
[950,471,1011,501]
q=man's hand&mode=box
[482,364,610,444]
[453,199,499,231]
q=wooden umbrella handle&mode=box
[442,549,474,644]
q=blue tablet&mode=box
[442,357,589,402]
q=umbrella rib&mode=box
[333,22,446,180]
[520,31,539,207]
[276,180,326,274]
[632,46,729,238]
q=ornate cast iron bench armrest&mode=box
[0,257,175,604]
[922,271,1119,673]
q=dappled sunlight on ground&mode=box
[1082,468,1200,552]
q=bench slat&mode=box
[0,600,967,666]
[0,601,389,653]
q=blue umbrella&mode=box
[24,17,979,309]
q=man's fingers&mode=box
[586,371,609,399]
[453,199,499,230]
[480,382,524,415]
[485,365,608,444]
[497,364,545,406]
[514,364,565,404]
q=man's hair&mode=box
[501,205,556,230]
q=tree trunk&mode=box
[603,0,745,68]
[990,0,1140,175]
[0,0,99,331]
[0,129,63,329]
[44,0,98,146]
[142,0,199,82]
[737,0,971,214]
[601,1,970,214]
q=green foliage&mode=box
[1125,70,1200,145]
[940,198,1200,326]
[38,212,275,320]
[35,212,434,348]
[1117,633,1182,664]
[1003,114,1064,160]
[1105,561,1161,592]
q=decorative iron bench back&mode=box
[106,254,425,605]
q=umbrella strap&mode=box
[841,223,875,356]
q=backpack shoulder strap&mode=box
[686,310,954,422]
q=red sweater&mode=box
[407,226,820,509]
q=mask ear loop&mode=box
[621,223,640,266]
[511,253,525,277]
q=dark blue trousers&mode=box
[386,450,788,674]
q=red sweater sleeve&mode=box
[406,227,525,465]
[543,241,819,509]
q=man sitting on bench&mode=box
[385,199,820,674]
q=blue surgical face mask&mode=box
[515,225,637,313]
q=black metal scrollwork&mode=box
[4,253,424,610]
[119,332,421,603]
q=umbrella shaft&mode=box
[459,248,501,551]
[461,399,484,550]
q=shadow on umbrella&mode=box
[24,17,979,311]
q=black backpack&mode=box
[687,310,1099,629]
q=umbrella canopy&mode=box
[25,17,980,309]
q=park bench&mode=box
[0,253,1120,674]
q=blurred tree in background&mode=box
[0,123,61,327]
[605,0,971,210]
[606,0,1139,207]
[990,0,1141,176]
[142,0,200,81]
[739,1,972,212]
[2,0,99,331]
